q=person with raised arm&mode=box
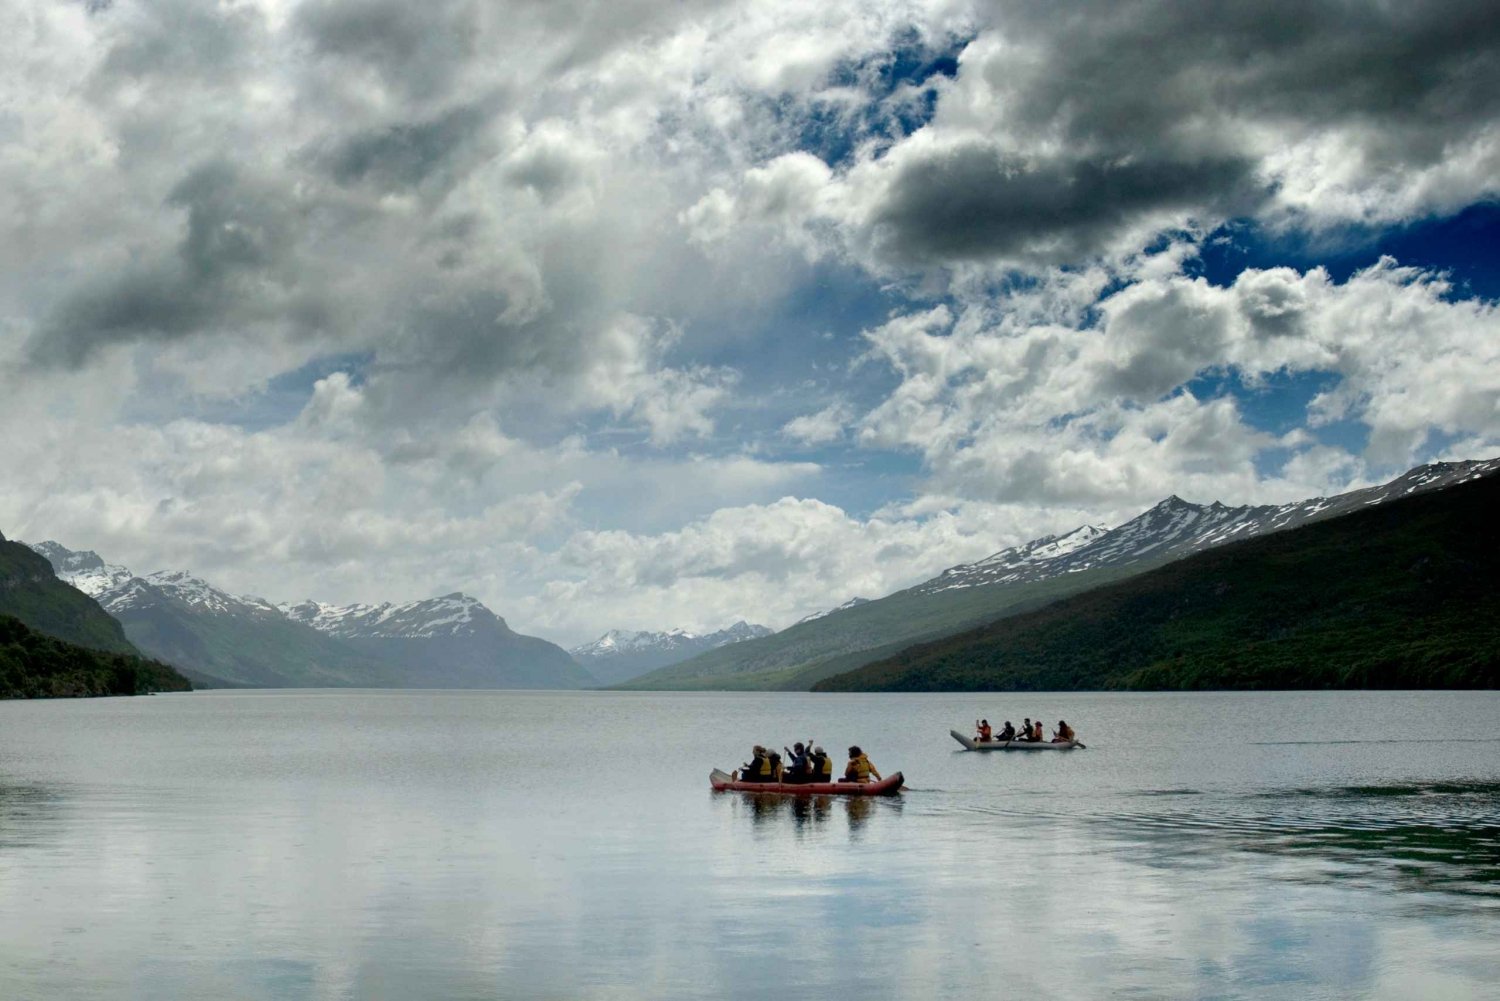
[783,741,812,783]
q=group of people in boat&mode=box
[975,717,1076,743]
[737,742,883,784]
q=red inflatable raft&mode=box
[709,768,904,796]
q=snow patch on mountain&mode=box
[572,621,772,660]
[282,593,496,639]
[913,458,1500,596]
[136,570,281,616]
[794,597,872,626]
[27,540,134,596]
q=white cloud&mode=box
[856,257,1500,506]
[3,0,1498,647]
[782,401,855,445]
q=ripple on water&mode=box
[1074,779,1500,901]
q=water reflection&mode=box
[0,779,65,851]
[1091,780,1500,902]
[1,690,1497,1000]
[725,790,902,836]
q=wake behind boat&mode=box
[952,730,1085,751]
[710,769,905,796]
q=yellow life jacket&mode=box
[849,755,871,782]
[814,753,832,777]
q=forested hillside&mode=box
[816,472,1500,692]
[0,614,192,698]
[0,533,138,655]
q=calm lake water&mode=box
[1,690,1497,1000]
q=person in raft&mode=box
[996,720,1017,742]
[1031,720,1045,741]
[1019,718,1034,741]
[809,745,834,781]
[842,746,882,784]
[976,719,993,742]
[740,745,774,782]
[1052,720,1076,743]
[783,741,812,783]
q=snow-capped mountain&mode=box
[26,541,134,597]
[914,458,1500,595]
[104,570,283,617]
[27,541,591,690]
[622,456,1500,691]
[282,594,490,640]
[571,621,773,685]
[284,593,594,689]
[794,597,872,626]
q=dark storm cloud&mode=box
[92,0,264,85]
[29,163,324,367]
[1000,0,1500,155]
[871,146,1262,264]
[294,0,483,101]
[871,0,1500,264]
[315,101,501,193]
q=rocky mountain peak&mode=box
[30,541,106,574]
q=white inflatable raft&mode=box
[951,729,1084,751]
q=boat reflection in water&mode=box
[731,790,897,833]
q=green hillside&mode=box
[615,564,1138,690]
[0,614,192,698]
[815,474,1500,692]
[0,534,138,655]
[112,592,409,688]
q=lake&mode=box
[1,690,1497,999]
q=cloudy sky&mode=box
[3,0,1498,645]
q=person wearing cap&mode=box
[740,745,773,782]
[809,745,833,780]
[842,746,881,784]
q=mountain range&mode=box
[815,469,1500,692]
[283,595,592,689]
[618,458,1500,690]
[570,621,773,686]
[10,455,1498,696]
[25,543,590,690]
